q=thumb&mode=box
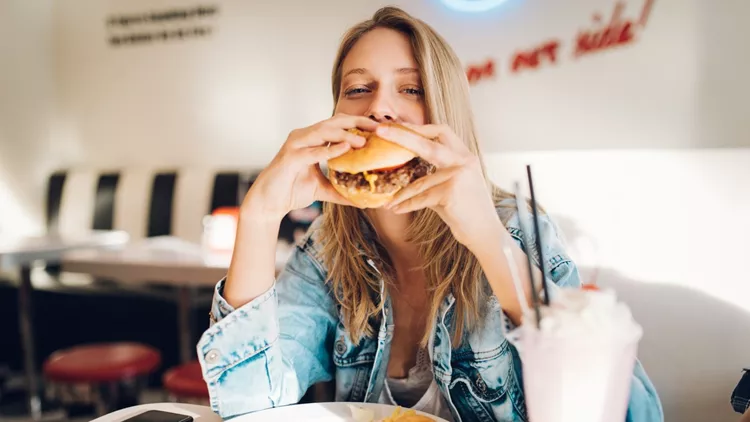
[313,165,354,206]
[316,183,355,207]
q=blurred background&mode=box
[0,0,748,421]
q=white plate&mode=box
[231,402,449,421]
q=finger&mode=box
[398,122,465,150]
[296,127,366,148]
[315,182,355,206]
[389,182,449,214]
[386,168,458,209]
[375,124,462,168]
[320,127,367,148]
[300,142,351,165]
[330,114,379,132]
[292,115,376,148]
[313,165,355,206]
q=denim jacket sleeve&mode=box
[503,209,581,303]
[196,235,337,419]
[504,208,664,422]
[627,360,665,421]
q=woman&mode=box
[198,6,663,421]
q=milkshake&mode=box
[511,287,642,422]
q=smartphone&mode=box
[122,410,194,422]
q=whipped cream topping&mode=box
[525,288,643,342]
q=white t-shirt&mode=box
[378,348,454,421]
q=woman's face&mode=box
[335,27,427,125]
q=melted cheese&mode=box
[362,171,378,193]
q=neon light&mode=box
[439,0,511,12]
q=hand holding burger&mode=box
[242,114,378,222]
[369,122,503,252]
[327,123,436,208]
[245,117,502,253]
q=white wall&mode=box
[1,0,749,420]
[696,0,750,148]
[404,0,701,150]
[53,0,371,170]
[51,0,749,171]
[0,0,57,236]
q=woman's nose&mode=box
[366,91,398,123]
[368,112,394,123]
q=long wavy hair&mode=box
[319,6,514,346]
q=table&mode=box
[231,402,450,421]
[92,403,219,422]
[92,402,449,422]
[62,237,232,364]
[0,230,129,420]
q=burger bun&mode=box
[327,125,417,174]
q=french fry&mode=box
[380,407,432,421]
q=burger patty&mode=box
[332,157,436,194]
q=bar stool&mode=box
[43,342,161,416]
[162,361,208,405]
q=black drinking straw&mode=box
[526,165,550,306]
[514,182,542,328]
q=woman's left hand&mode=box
[376,123,503,250]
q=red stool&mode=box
[163,361,208,404]
[43,342,161,416]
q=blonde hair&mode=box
[320,6,514,346]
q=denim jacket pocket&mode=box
[331,325,376,402]
[450,340,510,403]
[448,298,528,421]
[450,343,528,422]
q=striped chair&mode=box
[1,167,254,414]
[45,167,251,242]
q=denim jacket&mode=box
[197,203,664,421]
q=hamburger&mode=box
[327,124,436,208]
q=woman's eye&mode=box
[403,87,424,96]
[344,88,369,97]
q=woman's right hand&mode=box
[224,115,376,307]
[242,114,378,221]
